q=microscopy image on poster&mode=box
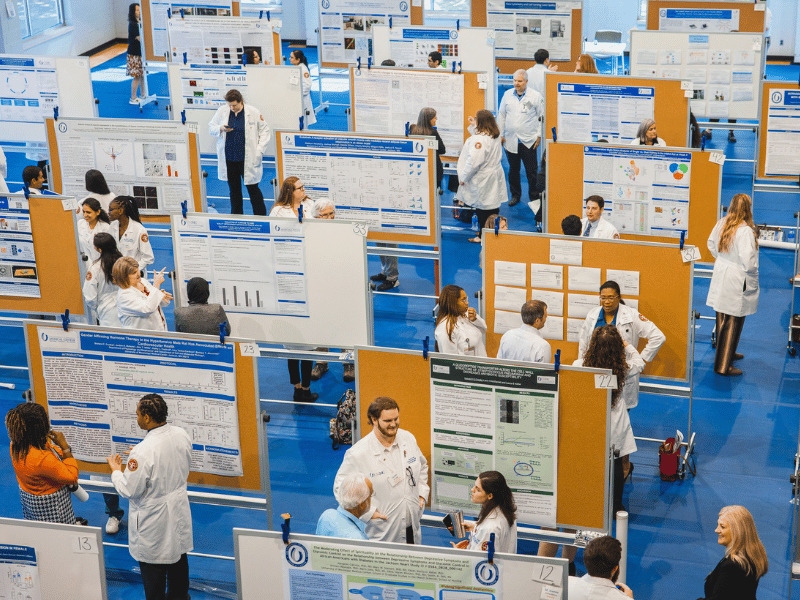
[388,27,460,68]
[487,0,572,61]
[0,196,39,298]
[167,16,278,65]
[149,0,233,58]
[319,0,410,64]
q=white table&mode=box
[583,41,626,75]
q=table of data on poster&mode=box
[487,0,573,61]
[388,28,460,68]
[148,0,233,59]
[178,63,248,109]
[430,356,558,527]
[167,16,277,65]
[319,0,410,64]
[174,215,310,316]
[582,145,691,238]
[764,89,800,177]
[0,545,42,600]
[280,132,432,235]
[39,327,243,476]
[54,118,194,215]
[0,197,40,298]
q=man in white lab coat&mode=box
[208,89,270,216]
[526,48,558,99]
[580,196,620,239]
[497,299,551,363]
[333,397,430,544]
[107,394,193,600]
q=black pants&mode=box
[475,208,498,238]
[714,312,745,374]
[506,142,539,202]
[288,360,313,387]
[139,553,190,600]
[226,160,266,215]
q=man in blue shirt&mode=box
[316,473,382,540]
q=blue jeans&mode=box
[104,493,124,519]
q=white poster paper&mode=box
[487,0,572,61]
[167,15,278,65]
[557,83,654,143]
[658,8,739,33]
[764,89,800,177]
[567,293,598,318]
[0,545,42,600]
[566,317,583,342]
[495,260,527,287]
[567,266,601,292]
[0,55,59,125]
[0,196,40,298]
[605,269,640,295]
[530,289,564,317]
[149,0,233,59]
[539,315,563,340]
[494,309,524,334]
[388,27,461,69]
[320,0,410,64]
[549,239,582,265]
[531,263,563,289]
[495,285,527,311]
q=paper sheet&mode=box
[568,293,599,318]
[605,269,640,296]
[549,239,582,265]
[531,263,564,289]
[530,289,565,317]
[495,285,527,312]
[495,260,527,286]
[568,266,601,292]
[566,318,584,342]
[539,316,563,341]
[494,309,524,334]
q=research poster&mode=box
[352,67,465,154]
[658,8,740,32]
[582,145,691,238]
[388,27,460,68]
[487,0,574,61]
[149,0,234,59]
[764,89,800,177]
[0,545,42,600]
[430,356,558,527]
[53,118,194,215]
[557,83,655,143]
[282,537,503,599]
[178,63,249,110]
[174,214,310,316]
[38,327,243,476]
[167,16,278,65]
[0,55,59,125]
[0,196,40,298]
[319,0,410,64]
[279,132,432,236]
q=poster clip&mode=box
[389,17,392,28]
[298,204,304,223]
[368,57,372,70]
[700,135,706,152]
[53,106,59,121]
[181,200,188,219]
[167,7,171,18]
[405,122,410,137]
[61,309,70,332]
[494,219,500,235]
[451,61,456,73]
[680,230,685,250]
[281,514,291,544]
[357,57,361,70]
[180,8,184,18]
[551,127,557,143]
[181,109,186,124]
[554,349,561,373]
[299,115,304,130]
[259,10,263,18]
[423,336,429,360]
[183,52,187,64]
[456,19,460,30]
[23,184,30,200]
[242,52,247,65]
[267,10,271,20]
[458,61,463,74]
[487,533,496,564]
[219,323,226,345]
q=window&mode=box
[17,0,65,39]
[637,0,647,21]
[423,0,470,27]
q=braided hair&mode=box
[6,402,50,462]
[110,195,143,223]
[138,394,168,424]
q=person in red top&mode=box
[6,402,79,523]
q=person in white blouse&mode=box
[81,170,117,212]
[270,177,315,219]
[83,232,123,327]
[497,299,551,363]
[453,471,517,554]
[434,284,487,357]
[77,198,112,264]
[630,119,667,147]
[109,196,154,272]
[289,50,316,127]
[113,257,172,331]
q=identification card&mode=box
[389,472,403,487]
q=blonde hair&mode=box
[719,505,768,579]
[718,194,758,253]
[112,256,140,288]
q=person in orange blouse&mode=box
[6,402,80,523]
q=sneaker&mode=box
[293,388,319,402]
[76,517,89,526]
[129,98,139,105]
[370,273,387,282]
[374,280,399,292]
[105,515,121,534]
[310,362,328,381]
[728,131,736,143]
[508,196,520,207]
[343,363,355,383]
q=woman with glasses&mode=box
[270,177,315,219]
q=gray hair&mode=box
[312,197,335,217]
[338,474,370,509]
[636,118,656,143]
[521,299,546,325]
[513,69,528,80]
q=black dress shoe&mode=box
[370,273,387,282]
[293,388,319,402]
[508,197,520,206]
[733,352,744,361]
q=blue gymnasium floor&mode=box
[1,45,800,599]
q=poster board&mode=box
[166,15,282,66]
[275,130,439,246]
[45,117,205,223]
[758,82,800,180]
[25,321,266,492]
[544,71,691,146]
[482,231,693,379]
[355,346,611,530]
[470,0,582,74]
[235,529,570,600]
[629,30,763,120]
[142,0,241,62]
[0,55,96,146]
[349,66,485,161]
[318,0,424,68]
[172,214,373,347]
[546,141,722,263]
[167,63,303,157]
[371,25,499,111]
[647,1,766,33]
[0,518,107,600]
[0,193,85,316]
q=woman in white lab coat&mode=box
[434,284,487,357]
[83,233,123,327]
[270,176,315,219]
[453,471,518,554]
[81,170,117,212]
[113,256,172,331]
[706,193,759,376]
[457,110,507,243]
[77,198,112,264]
[109,196,154,272]
[289,50,316,128]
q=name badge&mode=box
[389,472,403,487]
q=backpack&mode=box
[329,389,357,450]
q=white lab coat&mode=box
[568,574,630,600]
[333,429,430,544]
[83,261,122,327]
[578,304,665,409]
[526,63,548,99]
[81,192,117,213]
[208,103,271,184]
[112,219,154,271]
[0,148,8,194]
[435,314,488,357]
[457,132,507,210]
[77,219,112,264]
[117,279,169,331]
[299,63,317,127]
[497,324,551,363]
[269,199,315,219]
[706,220,759,317]
[630,137,667,147]
[580,216,620,239]
[111,424,193,564]
[573,344,643,456]
[466,507,517,554]
[496,86,543,153]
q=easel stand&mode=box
[367,244,443,301]
[137,60,159,112]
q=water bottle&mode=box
[789,228,796,245]
[471,212,479,232]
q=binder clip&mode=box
[487,533,495,564]
[259,10,263,18]
[53,106,59,121]
[183,52,187,65]
[700,133,707,152]
[61,309,70,332]
[181,109,186,124]
[405,122,410,137]
[179,8,184,18]
[456,19,460,30]
[266,11,271,20]
[22,184,30,200]
[551,127,557,143]
[357,57,361,70]
[242,53,247,65]
[554,349,561,373]
[181,200,188,219]
[167,7,171,18]
[494,218,500,235]
[680,230,685,250]
[368,57,372,70]
[451,61,456,73]
[219,322,226,345]
[299,115,305,130]
[458,61,462,74]
[281,514,291,544]
[389,16,392,28]
[423,336,429,360]
[298,204,304,223]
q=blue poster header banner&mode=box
[559,83,654,97]
[584,145,692,163]
[209,219,271,234]
[78,331,234,364]
[688,35,709,44]
[293,135,416,154]
[0,57,36,67]
[0,545,37,565]
[665,9,732,19]
[504,1,556,9]
[782,91,800,106]
[402,28,452,40]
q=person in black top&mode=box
[409,107,446,190]
[127,3,144,104]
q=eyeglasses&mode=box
[294,184,305,190]
[406,466,416,487]
[319,211,335,218]
[599,295,619,302]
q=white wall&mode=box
[20,0,117,55]
[766,0,797,57]
[582,0,640,50]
